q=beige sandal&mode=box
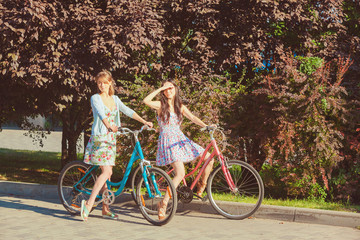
[157,200,168,220]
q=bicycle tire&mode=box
[136,167,177,226]
[207,160,264,220]
[130,165,142,202]
[57,161,97,215]
[131,163,173,204]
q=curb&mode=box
[0,181,59,200]
[1,180,359,228]
[176,200,360,228]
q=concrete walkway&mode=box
[1,194,359,240]
[1,180,359,229]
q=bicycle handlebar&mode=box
[116,125,155,137]
[200,125,217,132]
[200,125,228,152]
[140,124,156,132]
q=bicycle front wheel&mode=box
[207,160,264,220]
[130,164,142,203]
[57,161,96,215]
[131,163,173,204]
[136,167,177,226]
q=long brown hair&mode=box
[95,70,115,96]
[159,80,183,123]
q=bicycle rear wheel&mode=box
[57,161,96,215]
[136,167,177,226]
[207,160,264,220]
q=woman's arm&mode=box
[143,86,170,110]
[115,96,135,118]
[114,96,153,128]
[132,113,153,128]
[102,118,117,132]
[182,105,208,128]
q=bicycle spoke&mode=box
[58,161,95,215]
[136,167,177,226]
[208,160,264,220]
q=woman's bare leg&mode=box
[163,161,185,203]
[101,178,117,215]
[85,166,113,212]
[197,152,214,196]
[158,161,185,219]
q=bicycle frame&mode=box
[74,128,160,201]
[169,128,236,193]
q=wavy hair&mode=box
[159,79,183,124]
[95,70,115,96]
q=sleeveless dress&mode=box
[156,112,205,166]
[83,106,117,166]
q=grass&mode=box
[211,193,360,213]
[1,148,359,213]
[263,197,360,213]
[0,148,81,185]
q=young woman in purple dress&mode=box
[143,79,214,220]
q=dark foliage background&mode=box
[1,0,359,203]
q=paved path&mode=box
[0,194,359,240]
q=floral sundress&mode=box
[84,107,117,166]
[156,112,205,166]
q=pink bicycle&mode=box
[132,125,264,220]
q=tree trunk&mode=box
[60,110,78,168]
[83,127,91,154]
[61,126,70,169]
[60,122,80,168]
[60,104,92,169]
[68,135,78,161]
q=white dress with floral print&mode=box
[156,112,204,166]
[84,107,117,166]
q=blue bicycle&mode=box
[57,126,177,226]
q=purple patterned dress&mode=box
[156,112,205,166]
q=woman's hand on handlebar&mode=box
[209,124,217,128]
[144,121,153,129]
[206,124,217,130]
[201,124,217,132]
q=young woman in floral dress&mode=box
[143,79,214,220]
[81,70,152,221]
